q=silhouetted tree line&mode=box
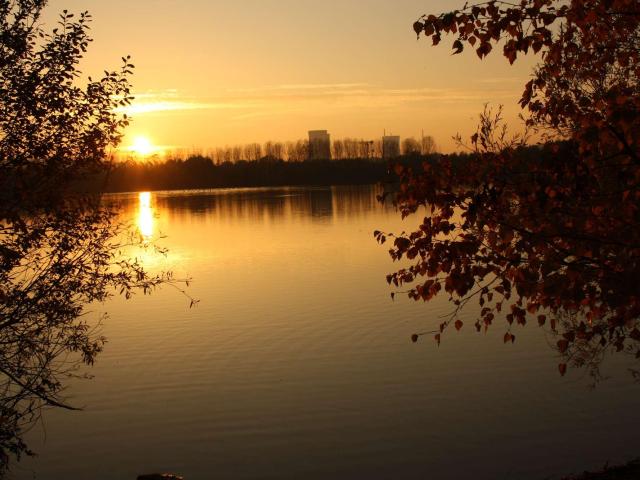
[103,136,440,192]
[103,156,391,192]
[147,134,438,165]
[96,144,553,193]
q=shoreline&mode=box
[558,459,640,480]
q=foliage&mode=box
[559,458,640,480]
[378,1,640,376]
[0,1,183,469]
[0,2,133,209]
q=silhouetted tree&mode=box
[213,147,224,165]
[0,1,187,468]
[272,142,284,161]
[420,135,437,155]
[342,138,357,159]
[401,137,421,155]
[232,145,243,163]
[294,140,309,162]
[332,139,345,160]
[378,0,640,377]
[373,139,383,158]
[243,143,262,162]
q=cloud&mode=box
[117,101,253,115]
[229,83,370,93]
[117,84,522,118]
[475,77,525,84]
[129,89,180,100]
[225,83,519,104]
[116,89,264,115]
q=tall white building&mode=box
[382,135,400,159]
[308,130,331,161]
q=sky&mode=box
[45,0,539,153]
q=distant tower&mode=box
[308,130,331,161]
[382,134,400,160]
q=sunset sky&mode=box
[46,0,539,153]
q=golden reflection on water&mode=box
[22,186,640,480]
[131,191,186,271]
[137,191,154,240]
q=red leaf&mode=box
[557,339,569,354]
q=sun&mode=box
[127,136,157,156]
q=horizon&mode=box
[46,0,539,154]
[117,130,438,160]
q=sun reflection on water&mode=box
[138,191,154,239]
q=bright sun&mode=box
[128,136,156,156]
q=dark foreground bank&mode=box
[558,459,640,480]
[139,459,640,480]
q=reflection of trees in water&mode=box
[160,188,336,222]
[332,185,394,219]
[114,186,392,226]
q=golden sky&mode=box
[46,0,539,153]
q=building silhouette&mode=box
[308,130,331,161]
[382,135,400,159]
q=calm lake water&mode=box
[13,186,640,479]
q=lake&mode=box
[13,185,640,479]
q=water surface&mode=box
[14,186,640,479]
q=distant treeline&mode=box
[126,135,438,164]
[95,144,551,193]
[102,156,395,193]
